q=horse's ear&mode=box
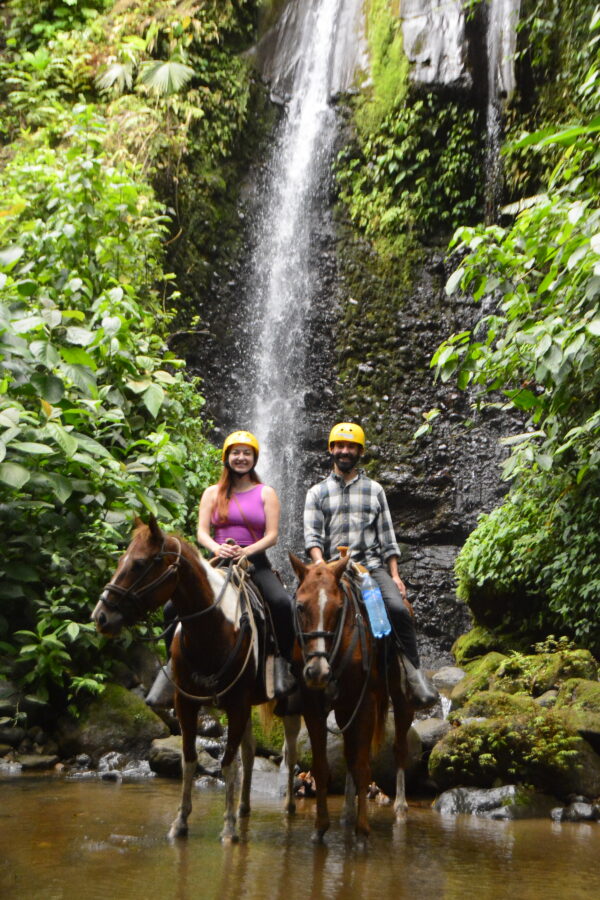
[329,555,349,583]
[133,516,143,529]
[148,514,162,541]
[289,552,309,583]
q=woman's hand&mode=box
[217,542,244,559]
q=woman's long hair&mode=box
[214,451,262,524]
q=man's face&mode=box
[330,441,362,472]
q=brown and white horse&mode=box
[289,554,414,844]
[92,517,300,842]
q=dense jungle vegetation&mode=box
[1,0,599,717]
[0,0,261,709]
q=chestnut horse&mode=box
[289,554,414,843]
[92,517,300,842]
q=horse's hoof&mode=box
[394,804,408,823]
[221,832,240,844]
[355,835,369,853]
[311,829,326,844]
[168,822,188,840]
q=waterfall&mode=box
[485,0,521,220]
[240,0,365,564]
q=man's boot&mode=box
[399,654,439,710]
[146,660,175,709]
[273,655,296,699]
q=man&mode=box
[303,422,438,709]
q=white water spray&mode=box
[485,0,521,219]
[242,0,365,559]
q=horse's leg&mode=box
[238,715,255,819]
[168,696,199,839]
[303,693,330,843]
[391,679,414,822]
[341,772,357,827]
[220,701,251,843]
[281,713,301,814]
[342,696,375,845]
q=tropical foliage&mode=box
[0,0,259,708]
[434,5,600,652]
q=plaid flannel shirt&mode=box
[304,470,401,570]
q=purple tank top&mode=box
[212,484,266,546]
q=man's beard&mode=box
[332,449,360,472]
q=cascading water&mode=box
[485,0,521,220]
[239,0,366,564]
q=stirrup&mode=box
[398,654,439,710]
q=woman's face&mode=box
[227,444,256,474]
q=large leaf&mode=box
[65,326,95,347]
[0,461,30,489]
[0,246,24,269]
[10,441,55,455]
[30,374,65,403]
[140,60,195,96]
[142,383,164,418]
[45,422,78,458]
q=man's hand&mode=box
[392,573,414,616]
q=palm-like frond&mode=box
[95,62,134,95]
[140,61,195,97]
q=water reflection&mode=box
[1,777,599,900]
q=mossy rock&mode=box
[58,683,169,760]
[554,678,600,714]
[491,649,598,697]
[251,705,285,757]
[449,652,508,709]
[452,627,515,668]
[429,709,600,799]
[449,690,538,725]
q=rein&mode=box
[294,574,373,735]
[101,539,259,704]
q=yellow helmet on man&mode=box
[328,422,365,450]
[222,430,260,462]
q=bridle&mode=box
[294,585,349,671]
[101,537,185,624]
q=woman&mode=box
[196,430,296,699]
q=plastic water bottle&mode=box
[360,572,392,638]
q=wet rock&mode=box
[0,744,12,756]
[55,683,169,761]
[148,735,223,778]
[558,801,597,823]
[451,626,516,667]
[412,717,451,751]
[198,714,224,739]
[432,666,466,693]
[449,652,508,708]
[0,726,26,747]
[17,754,59,770]
[297,715,421,795]
[535,690,558,708]
[434,785,560,819]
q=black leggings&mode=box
[162,552,295,661]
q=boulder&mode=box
[492,650,598,697]
[148,735,223,778]
[432,666,466,693]
[451,626,515,667]
[429,710,600,800]
[17,754,59,771]
[449,690,538,725]
[449,652,507,708]
[296,714,421,795]
[56,684,169,761]
[412,717,451,751]
[433,785,560,819]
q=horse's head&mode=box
[92,515,182,636]
[289,553,350,689]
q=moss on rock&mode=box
[449,652,508,708]
[449,690,538,725]
[452,626,516,668]
[492,649,598,698]
[429,710,600,799]
[555,678,600,714]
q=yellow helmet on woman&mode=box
[328,422,365,450]
[222,430,260,462]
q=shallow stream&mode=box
[2,774,599,899]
